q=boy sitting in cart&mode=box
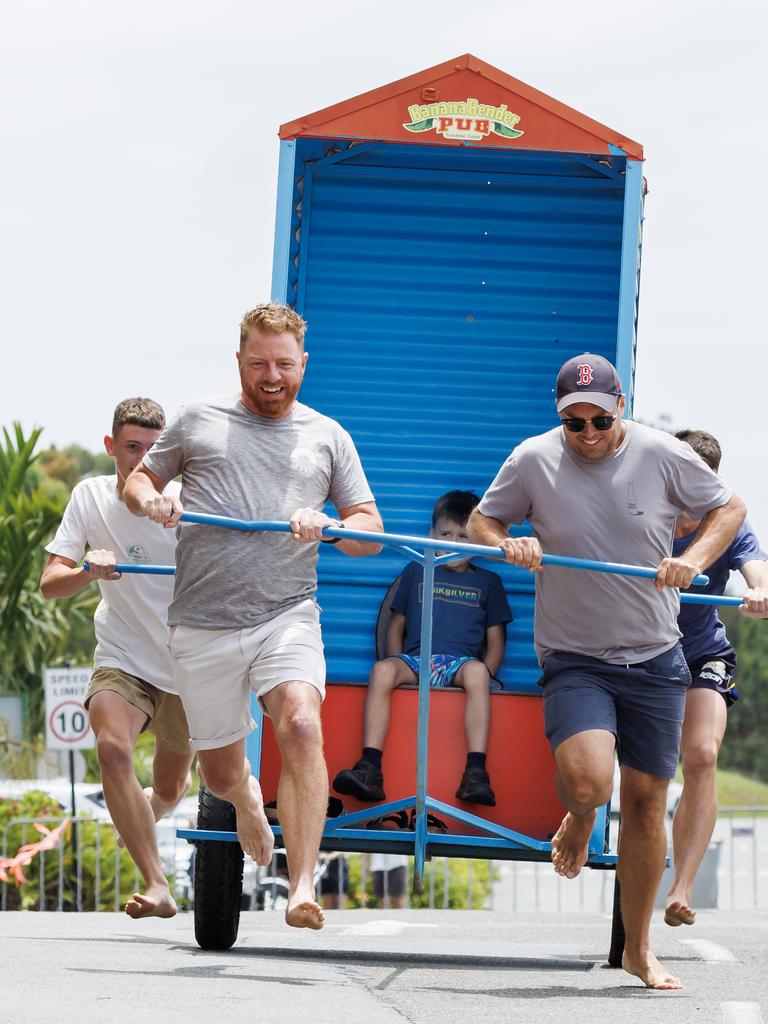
[334,490,512,807]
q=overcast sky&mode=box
[2,0,766,543]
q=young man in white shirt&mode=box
[40,398,193,919]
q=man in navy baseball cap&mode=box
[469,347,747,990]
[556,353,622,414]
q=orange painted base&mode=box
[259,684,566,840]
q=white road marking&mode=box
[341,920,438,937]
[680,939,737,962]
[722,1002,765,1024]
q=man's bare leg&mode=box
[88,692,177,919]
[263,682,327,930]
[551,730,615,878]
[619,765,682,989]
[117,742,193,848]
[666,688,727,927]
[197,740,274,866]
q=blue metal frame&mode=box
[615,158,644,415]
[245,700,264,781]
[162,517,625,888]
[95,559,738,607]
[91,512,741,891]
[294,163,314,310]
[163,513,712,587]
[270,140,298,303]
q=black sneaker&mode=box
[455,766,496,807]
[332,759,386,802]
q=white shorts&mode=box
[169,599,325,751]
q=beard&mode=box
[240,379,300,419]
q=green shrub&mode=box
[344,853,495,909]
[0,790,140,911]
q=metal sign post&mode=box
[44,666,94,911]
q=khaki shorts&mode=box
[85,667,191,755]
[169,599,325,752]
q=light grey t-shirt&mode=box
[142,396,375,629]
[477,421,732,665]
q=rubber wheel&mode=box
[607,873,625,967]
[193,785,244,951]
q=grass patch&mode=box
[674,765,768,812]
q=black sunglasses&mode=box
[561,413,617,433]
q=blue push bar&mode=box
[84,563,175,575]
[177,512,711,586]
[85,516,713,587]
[85,557,743,608]
[678,593,745,607]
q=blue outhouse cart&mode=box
[182,53,647,955]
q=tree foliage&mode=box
[38,444,112,493]
[0,790,143,911]
[0,424,97,738]
[344,854,494,909]
[718,608,768,783]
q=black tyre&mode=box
[193,785,244,951]
[607,873,625,967]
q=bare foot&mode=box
[286,890,325,930]
[664,897,696,927]
[124,883,178,920]
[234,778,274,866]
[117,777,192,849]
[550,810,595,878]
[622,949,682,990]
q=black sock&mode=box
[466,752,486,770]
[362,747,383,770]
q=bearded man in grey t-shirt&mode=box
[124,303,382,932]
[469,353,745,991]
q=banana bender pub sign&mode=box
[403,98,524,143]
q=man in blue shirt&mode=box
[665,430,768,928]
[334,490,512,807]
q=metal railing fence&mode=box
[2,809,764,912]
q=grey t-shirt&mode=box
[477,421,732,665]
[142,396,375,629]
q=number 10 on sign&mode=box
[44,667,95,750]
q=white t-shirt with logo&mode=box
[45,475,179,692]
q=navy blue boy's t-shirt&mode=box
[391,561,512,659]
[676,519,767,665]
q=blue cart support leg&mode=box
[413,548,436,893]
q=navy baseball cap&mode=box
[555,353,622,413]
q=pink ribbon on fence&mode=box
[0,820,70,886]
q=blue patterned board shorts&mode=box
[393,653,474,688]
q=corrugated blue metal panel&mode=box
[276,139,633,691]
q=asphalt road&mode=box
[2,909,766,1024]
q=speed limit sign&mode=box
[44,667,95,750]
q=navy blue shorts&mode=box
[539,643,691,780]
[688,655,739,708]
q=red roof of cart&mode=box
[279,53,643,160]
